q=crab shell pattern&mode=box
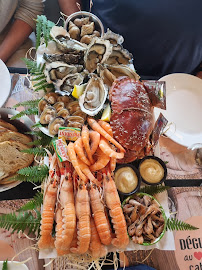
[109,76,154,163]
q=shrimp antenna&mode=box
[89,0,93,12]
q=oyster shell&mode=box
[50,26,87,54]
[79,75,108,116]
[43,52,83,65]
[39,106,56,124]
[56,73,84,95]
[103,28,124,45]
[48,116,65,136]
[98,63,140,88]
[84,38,112,72]
[106,44,133,65]
[44,62,78,83]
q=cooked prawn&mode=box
[56,160,76,251]
[90,147,110,172]
[99,137,124,159]
[87,117,125,153]
[77,157,97,184]
[89,217,108,259]
[89,130,100,155]
[89,183,112,245]
[103,172,129,249]
[67,142,87,182]
[82,125,94,164]
[70,183,91,254]
[98,120,113,137]
[74,137,91,166]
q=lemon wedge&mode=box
[72,83,87,99]
[101,104,111,122]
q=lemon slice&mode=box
[101,104,111,122]
[72,83,87,99]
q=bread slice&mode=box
[0,126,32,146]
[0,119,18,132]
[0,140,34,180]
[0,173,18,185]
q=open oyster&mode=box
[39,106,57,124]
[44,62,78,84]
[79,75,108,116]
[50,26,87,54]
[56,73,84,95]
[43,52,83,65]
[103,28,124,45]
[84,38,112,72]
[98,63,140,88]
[48,116,65,136]
[106,44,133,65]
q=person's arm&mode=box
[58,0,81,16]
[0,0,43,63]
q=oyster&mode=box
[50,26,87,54]
[44,62,78,84]
[103,28,124,45]
[79,75,108,116]
[98,63,140,88]
[84,38,112,72]
[48,116,65,136]
[43,52,83,65]
[56,73,84,95]
[106,44,133,65]
[39,106,56,124]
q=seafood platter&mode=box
[3,12,183,268]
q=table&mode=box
[1,71,202,270]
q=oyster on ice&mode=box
[44,62,78,83]
[79,75,108,116]
[103,29,124,45]
[50,26,87,54]
[84,38,112,73]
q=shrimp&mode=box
[89,183,112,245]
[99,137,124,159]
[74,137,91,166]
[38,175,58,249]
[87,117,125,153]
[103,172,129,249]
[89,130,100,155]
[55,160,76,251]
[90,147,110,172]
[98,120,113,137]
[89,217,108,259]
[82,125,94,164]
[70,182,91,254]
[67,142,87,182]
[77,157,97,183]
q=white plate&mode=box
[0,59,11,107]
[154,73,202,147]
[0,261,29,270]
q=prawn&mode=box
[99,137,124,159]
[67,142,87,182]
[89,217,108,259]
[89,183,112,245]
[55,160,76,252]
[74,137,91,166]
[98,120,113,137]
[77,157,100,186]
[103,172,129,249]
[70,182,91,254]
[38,157,59,249]
[89,130,100,155]
[87,117,125,153]
[82,125,94,164]
[90,147,110,172]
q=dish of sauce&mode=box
[114,167,138,193]
[139,159,164,184]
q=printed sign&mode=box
[175,216,202,270]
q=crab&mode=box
[109,76,155,163]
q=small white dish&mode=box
[0,261,29,270]
[154,73,202,147]
[0,59,11,107]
